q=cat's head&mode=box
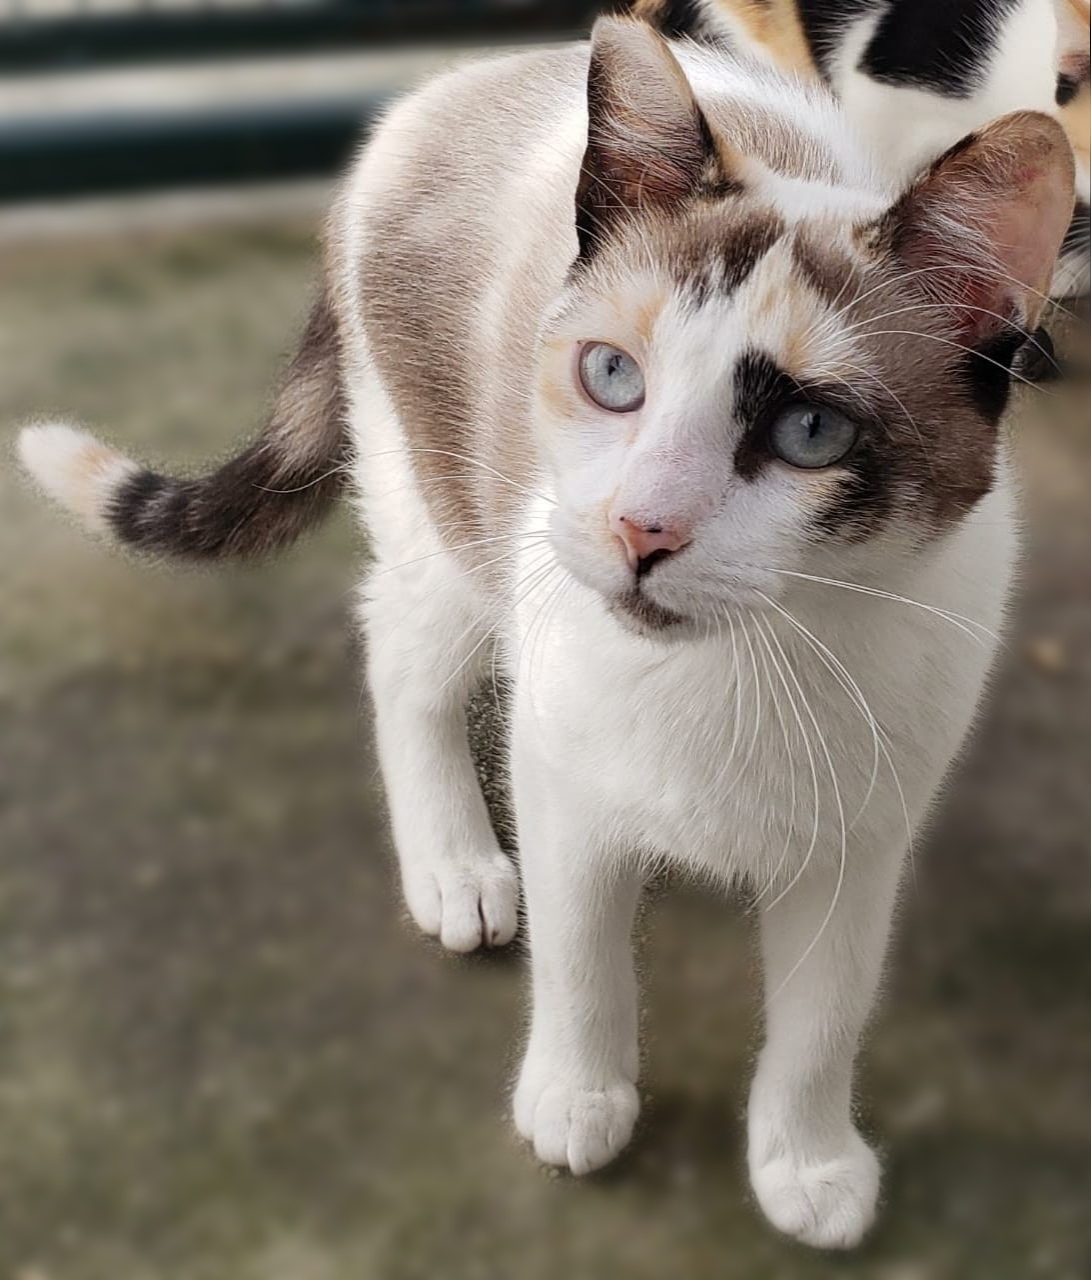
[534,18,1074,638]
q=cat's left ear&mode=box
[868,111,1075,338]
[576,17,728,260]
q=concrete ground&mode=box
[1,208,1089,1280]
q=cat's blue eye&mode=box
[578,342,645,412]
[769,402,858,469]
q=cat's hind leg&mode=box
[353,386,518,952]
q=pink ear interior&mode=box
[577,18,722,257]
[884,112,1076,339]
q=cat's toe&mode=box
[403,853,519,952]
[515,1072,639,1175]
[750,1132,880,1249]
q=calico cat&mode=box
[634,0,1090,302]
[19,16,1074,1250]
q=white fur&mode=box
[17,423,138,535]
[829,0,1060,185]
[505,473,1014,1240]
[339,41,1021,1249]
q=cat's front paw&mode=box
[514,1060,639,1175]
[402,848,518,952]
[749,1131,880,1249]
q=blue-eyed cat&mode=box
[19,16,1074,1248]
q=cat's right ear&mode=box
[865,111,1075,337]
[576,17,728,261]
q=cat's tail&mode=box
[17,290,347,560]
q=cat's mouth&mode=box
[609,586,688,636]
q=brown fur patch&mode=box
[109,290,347,559]
[722,0,819,78]
[791,229,859,307]
[1057,82,1090,177]
[634,290,667,345]
[701,92,848,185]
[356,49,584,569]
[666,208,786,306]
[631,0,818,78]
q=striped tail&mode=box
[18,290,347,560]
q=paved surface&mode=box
[1,214,1090,1280]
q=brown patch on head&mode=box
[663,207,786,307]
[729,208,1029,546]
[791,228,859,308]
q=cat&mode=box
[633,0,1090,307]
[18,15,1074,1250]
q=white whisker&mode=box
[755,566,998,647]
[760,619,848,1003]
[752,615,821,912]
[749,615,797,908]
[756,591,882,827]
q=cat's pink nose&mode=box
[610,512,692,575]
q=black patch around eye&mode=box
[731,347,899,541]
[732,349,798,479]
[732,349,875,480]
[811,435,895,542]
[963,327,1023,424]
[1056,73,1080,107]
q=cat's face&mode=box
[533,20,1074,638]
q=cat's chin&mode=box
[608,588,693,640]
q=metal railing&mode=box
[0,2,600,199]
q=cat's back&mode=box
[330,45,595,548]
[339,44,589,283]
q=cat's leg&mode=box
[361,549,519,953]
[511,732,643,1175]
[747,844,904,1248]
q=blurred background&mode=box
[1,4,1089,1278]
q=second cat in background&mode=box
[634,0,1090,302]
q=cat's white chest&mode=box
[511,582,876,878]
[507,563,1005,886]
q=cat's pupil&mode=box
[608,354,622,377]
[805,410,821,439]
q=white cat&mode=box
[19,17,1074,1249]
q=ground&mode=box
[0,215,1089,1280]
